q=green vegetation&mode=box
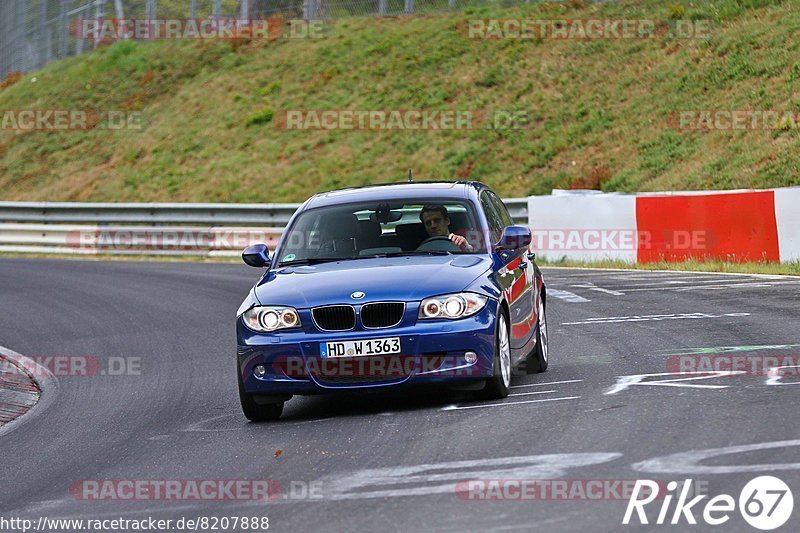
[1,0,798,203]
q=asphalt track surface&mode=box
[1,258,800,532]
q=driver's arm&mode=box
[449,233,474,252]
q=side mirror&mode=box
[242,243,271,268]
[495,225,532,252]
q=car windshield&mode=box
[276,199,486,265]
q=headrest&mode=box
[323,213,359,238]
[358,219,382,238]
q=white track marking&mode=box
[633,440,800,475]
[442,396,580,410]
[661,344,800,356]
[548,289,590,303]
[563,312,750,325]
[508,390,556,397]
[317,452,620,500]
[605,371,746,395]
[569,283,625,296]
[510,379,583,388]
[180,413,243,432]
[765,365,800,386]
[601,278,753,288]
[611,281,800,293]
[586,287,625,296]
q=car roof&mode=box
[304,181,489,209]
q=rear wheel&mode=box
[478,311,511,400]
[526,295,549,374]
[237,366,284,422]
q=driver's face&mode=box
[421,211,450,237]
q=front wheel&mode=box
[478,311,511,400]
[237,366,284,422]
[526,295,549,374]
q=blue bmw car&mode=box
[236,181,549,421]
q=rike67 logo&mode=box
[623,476,793,530]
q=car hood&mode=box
[254,255,492,308]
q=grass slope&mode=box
[1,0,798,203]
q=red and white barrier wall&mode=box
[527,187,800,263]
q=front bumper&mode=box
[237,302,498,395]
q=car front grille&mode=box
[360,302,405,328]
[312,305,356,331]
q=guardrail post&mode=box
[59,0,68,58]
[15,0,26,72]
[378,0,388,15]
[190,0,196,18]
[39,0,49,68]
[94,0,105,48]
[303,0,315,20]
[404,0,414,13]
[213,0,221,18]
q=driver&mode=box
[419,205,474,252]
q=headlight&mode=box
[418,293,488,320]
[243,306,302,332]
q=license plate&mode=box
[321,337,401,358]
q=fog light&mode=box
[464,351,477,364]
[254,365,267,378]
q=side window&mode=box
[488,191,513,228]
[480,192,504,244]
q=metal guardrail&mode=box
[505,198,527,225]
[0,198,529,256]
[0,223,284,256]
[0,202,301,226]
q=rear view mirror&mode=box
[242,243,271,268]
[495,226,532,252]
[371,202,403,223]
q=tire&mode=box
[237,366,284,422]
[478,310,511,400]
[526,294,549,374]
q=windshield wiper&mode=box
[379,250,452,257]
[278,257,347,266]
[280,251,452,265]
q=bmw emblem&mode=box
[350,291,366,300]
